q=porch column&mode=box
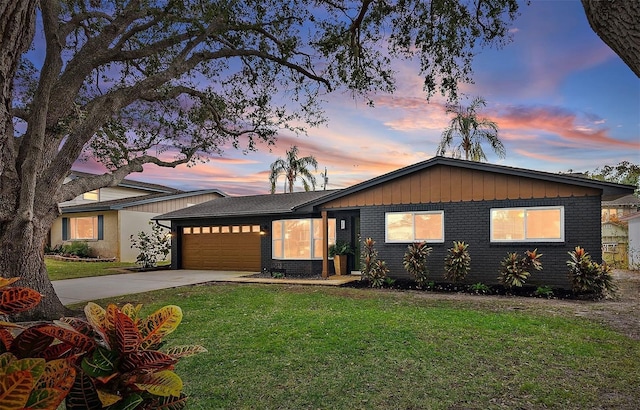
[322,210,328,278]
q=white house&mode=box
[620,212,640,270]
[50,171,225,262]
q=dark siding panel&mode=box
[62,218,69,240]
[97,215,104,240]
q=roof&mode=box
[61,190,226,213]
[306,157,636,206]
[602,194,640,207]
[69,170,182,194]
[154,190,338,220]
[154,157,636,221]
[619,212,640,222]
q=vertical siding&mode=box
[320,165,601,209]
[126,193,222,213]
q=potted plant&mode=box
[329,240,354,275]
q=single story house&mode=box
[156,157,634,288]
[50,171,225,261]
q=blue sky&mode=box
[75,0,640,195]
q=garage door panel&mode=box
[182,232,261,271]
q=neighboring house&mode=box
[601,221,628,268]
[156,157,634,288]
[50,171,226,262]
[620,212,640,270]
[600,194,639,268]
[601,194,640,222]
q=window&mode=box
[62,216,103,240]
[491,206,564,242]
[385,211,444,243]
[272,218,336,260]
[83,190,99,201]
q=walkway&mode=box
[52,270,360,306]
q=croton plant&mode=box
[0,277,205,409]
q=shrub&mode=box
[567,246,617,298]
[62,241,91,258]
[360,237,378,278]
[535,285,554,298]
[44,243,64,255]
[497,249,543,289]
[402,242,432,288]
[328,240,354,257]
[360,238,390,288]
[0,277,205,409]
[469,282,491,295]
[368,260,390,288]
[444,241,470,283]
[130,222,171,268]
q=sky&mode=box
[74,0,640,196]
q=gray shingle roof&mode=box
[154,190,338,220]
[69,170,182,194]
[62,190,225,213]
[154,157,636,221]
[602,194,640,207]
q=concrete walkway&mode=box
[52,270,360,306]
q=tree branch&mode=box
[60,11,114,37]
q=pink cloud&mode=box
[513,149,567,163]
[493,105,639,150]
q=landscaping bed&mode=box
[45,254,117,263]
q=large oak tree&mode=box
[1,0,522,320]
[581,0,640,78]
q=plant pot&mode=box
[333,254,349,275]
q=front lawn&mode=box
[45,258,136,280]
[95,284,640,409]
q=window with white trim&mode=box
[385,211,444,243]
[272,218,336,260]
[490,206,564,242]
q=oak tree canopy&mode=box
[2,0,524,319]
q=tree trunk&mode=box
[0,212,69,321]
[581,0,640,78]
[0,1,66,321]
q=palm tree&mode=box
[269,146,319,194]
[437,96,505,162]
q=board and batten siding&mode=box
[321,165,601,209]
[125,193,223,213]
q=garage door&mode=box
[181,225,261,271]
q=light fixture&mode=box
[340,219,346,230]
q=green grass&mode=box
[45,258,136,280]
[92,284,640,410]
[46,258,171,280]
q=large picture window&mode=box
[491,206,564,242]
[272,218,336,260]
[62,215,103,240]
[385,211,444,243]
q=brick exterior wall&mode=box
[171,196,602,289]
[358,196,601,288]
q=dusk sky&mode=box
[74,0,640,196]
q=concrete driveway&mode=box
[52,270,251,306]
[53,269,361,306]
